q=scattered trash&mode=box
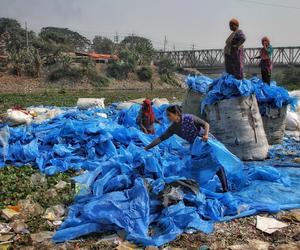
[275,243,300,250]
[228,240,270,250]
[293,158,300,164]
[0,222,11,233]
[0,234,14,242]
[116,241,139,250]
[45,188,58,199]
[54,180,67,189]
[30,231,54,243]
[77,98,105,110]
[43,205,65,221]
[256,216,288,234]
[52,220,63,226]
[96,112,108,119]
[96,234,121,245]
[18,199,44,217]
[10,220,29,234]
[281,209,300,222]
[30,173,47,186]
[198,245,210,250]
[1,208,20,220]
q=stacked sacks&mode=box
[182,75,213,118]
[251,78,297,145]
[202,74,269,160]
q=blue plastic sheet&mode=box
[199,74,298,112]
[1,103,300,246]
[185,75,213,94]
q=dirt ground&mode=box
[0,72,184,94]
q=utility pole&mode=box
[25,21,29,51]
[192,44,195,51]
[173,44,176,51]
[163,35,167,52]
[114,32,119,44]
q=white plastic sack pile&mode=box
[77,98,105,110]
[5,109,33,125]
[116,102,135,110]
[27,107,64,123]
[289,90,300,113]
[286,111,300,131]
[152,98,169,107]
[117,97,169,110]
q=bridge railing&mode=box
[155,46,300,68]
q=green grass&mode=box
[0,89,184,113]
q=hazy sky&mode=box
[1,0,300,50]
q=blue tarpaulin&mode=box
[184,74,298,112]
[1,101,300,246]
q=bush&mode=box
[157,58,176,75]
[48,67,82,82]
[160,74,180,87]
[107,62,132,79]
[137,66,153,81]
[88,71,110,87]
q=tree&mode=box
[0,18,36,52]
[120,35,154,65]
[39,27,90,52]
[92,36,113,54]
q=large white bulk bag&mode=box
[77,98,105,110]
[116,102,135,110]
[289,90,300,113]
[152,98,169,107]
[260,105,287,145]
[286,111,300,131]
[6,109,33,125]
[204,95,269,161]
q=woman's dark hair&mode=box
[166,105,182,116]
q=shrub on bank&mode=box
[137,66,153,81]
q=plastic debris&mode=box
[0,234,14,242]
[116,241,139,250]
[0,223,11,233]
[10,220,29,234]
[18,199,44,218]
[30,231,54,243]
[228,240,270,250]
[96,234,121,245]
[30,173,47,186]
[275,243,300,250]
[1,208,20,220]
[256,216,288,234]
[43,205,65,221]
[54,180,67,189]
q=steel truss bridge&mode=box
[155,46,300,74]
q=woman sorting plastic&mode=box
[136,99,160,135]
[253,37,273,84]
[144,105,229,192]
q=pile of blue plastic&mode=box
[185,75,213,94]
[1,104,300,246]
[185,74,297,112]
